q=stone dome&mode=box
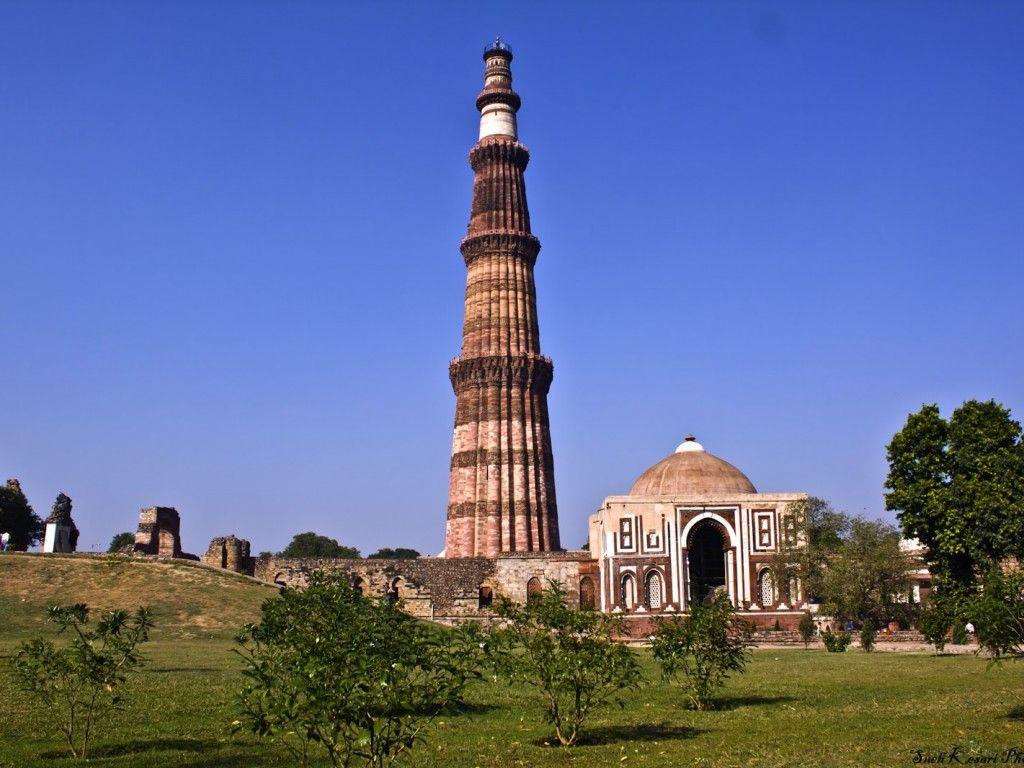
[628,435,757,496]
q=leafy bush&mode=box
[491,580,640,746]
[821,628,851,652]
[859,620,876,652]
[12,604,154,759]
[236,571,482,767]
[798,611,816,649]
[969,567,1024,662]
[107,532,135,553]
[367,547,420,559]
[278,531,360,559]
[0,478,43,550]
[917,605,950,653]
[772,618,782,632]
[652,592,753,710]
[951,622,969,645]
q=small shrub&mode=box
[951,622,969,645]
[917,605,950,653]
[821,627,851,652]
[772,618,782,632]
[107,532,135,553]
[798,611,816,649]
[12,604,154,759]
[236,571,483,767]
[491,580,640,746]
[859,620,877,652]
[652,592,753,710]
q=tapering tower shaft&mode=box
[446,41,560,558]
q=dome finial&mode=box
[675,434,705,453]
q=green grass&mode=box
[1,554,1022,767]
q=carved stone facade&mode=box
[202,535,253,575]
[445,41,560,558]
[588,437,808,631]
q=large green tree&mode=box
[279,532,360,559]
[771,496,848,603]
[772,499,910,625]
[0,479,43,550]
[818,518,911,626]
[885,400,1024,595]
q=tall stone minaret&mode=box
[445,40,561,558]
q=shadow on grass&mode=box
[41,738,219,760]
[534,722,704,747]
[441,701,502,716]
[713,694,796,710]
[1006,704,1024,721]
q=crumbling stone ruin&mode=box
[202,535,253,575]
[43,492,79,553]
[133,506,185,558]
[253,552,597,626]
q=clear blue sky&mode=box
[3,2,1021,555]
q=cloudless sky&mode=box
[2,2,1022,556]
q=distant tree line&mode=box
[276,531,419,560]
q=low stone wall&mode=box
[253,552,590,624]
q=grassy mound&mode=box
[0,553,276,642]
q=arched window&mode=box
[478,585,494,608]
[579,576,596,609]
[620,572,637,611]
[273,572,287,588]
[758,569,774,607]
[645,570,663,610]
[526,577,543,603]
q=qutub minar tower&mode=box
[445,40,561,558]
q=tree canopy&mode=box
[279,532,360,559]
[885,400,1024,594]
[108,532,135,553]
[0,479,43,550]
[772,498,910,625]
[367,547,420,560]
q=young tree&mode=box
[107,532,135,553]
[859,620,876,652]
[279,531,360,559]
[969,567,1024,663]
[771,497,850,603]
[491,580,640,746]
[12,604,154,759]
[367,547,420,559]
[651,592,753,711]
[236,571,483,767]
[798,611,816,649]
[817,518,911,627]
[886,400,1024,596]
[0,478,43,550]
[916,604,951,654]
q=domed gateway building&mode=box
[588,436,808,628]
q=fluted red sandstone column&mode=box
[445,41,560,558]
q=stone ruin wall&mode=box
[202,535,253,575]
[253,552,592,625]
[133,507,182,558]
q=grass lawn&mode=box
[1,554,1022,767]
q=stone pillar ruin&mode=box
[133,507,182,558]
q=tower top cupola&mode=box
[477,37,521,140]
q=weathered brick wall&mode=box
[253,552,591,624]
[202,535,253,575]
[133,507,181,558]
